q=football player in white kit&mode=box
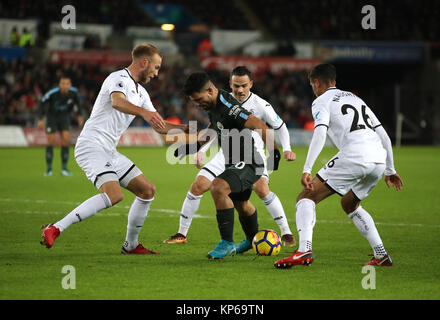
[164,66,297,251]
[274,63,404,268]
[40,44,189,254]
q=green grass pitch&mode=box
[0,146,439,300]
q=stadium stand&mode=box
[0,0,438,144]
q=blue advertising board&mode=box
[315,42,426,63]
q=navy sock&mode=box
[239,210,258,243]
[61,146,69,170]
[216,208,235,242]
[45,146,53,171]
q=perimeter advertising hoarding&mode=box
[201,56,322,75]
[315,42,426,63]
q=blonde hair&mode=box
[131,43,162,61]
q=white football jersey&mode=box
[231,92,284,151]
[77,68,156,150]
[312,87,386,163]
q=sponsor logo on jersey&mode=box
[314,111,320,120]
[228,105,242,118]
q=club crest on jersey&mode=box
[217,122,224,130]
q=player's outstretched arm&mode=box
[155,121,189,134]
[303,125,327,175]
[173,123,215,159]
[110,92,165,130]
[275,123,296,161]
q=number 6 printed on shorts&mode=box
[327,157,339,168]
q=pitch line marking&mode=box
[1,198,439,229]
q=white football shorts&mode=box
[75,140,142,190]
[197,149,269,182]
[316,155,385,200]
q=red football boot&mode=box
[40,224,60,248]
[274,250,314,269]
[121,243,160,255]
[365,254,393,266]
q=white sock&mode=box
[54,193,112,232]
[295,198,316,252]
[178,191,202,237]
[124,196,153,250]
[262,192,292,236]
[348,206,387,258]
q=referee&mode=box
[38,75,84,176]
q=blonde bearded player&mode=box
[40,44,189,254]
[274,63,404,268]
[164,66,297,251]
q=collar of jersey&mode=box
[326,87,337,92]
[239,92,252,104]
[124,68,139,93]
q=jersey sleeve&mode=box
[262,102,284,130]
[106,73,130,97]
[226,104,251,130]
[311,98,330,129]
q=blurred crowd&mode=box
[0,57,315,129]
[250,0,439,41]
[2,0,438,45]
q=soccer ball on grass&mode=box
[252,229,281,256]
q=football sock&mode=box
[296,198,316,252]
[61,146,69,170]
[238,209,258,243]
[45,146,53,171]
[216,208,235,242]
[262,192,292,236]
[54,193,112,232]
[178,191,202,237]
[124,196,153,250]
[348,206,387,258]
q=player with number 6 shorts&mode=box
[274,63,404,269]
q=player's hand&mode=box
[385,173,404,191]
[301,173,314,190]
[283,151,296,161]
[143,111,165,130]
[194,152,205,169]
[267,149,281,171]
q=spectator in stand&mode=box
[9,26,20,46]
[19,27,35,48]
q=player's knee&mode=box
[253,179,269,199]
[137,183,156,200]
[190,179,211,196]
[296,190,320,205]
[210,179,229,197]
[108,191,124,206]
[341,197,358,214]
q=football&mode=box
[252,229,281,256]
